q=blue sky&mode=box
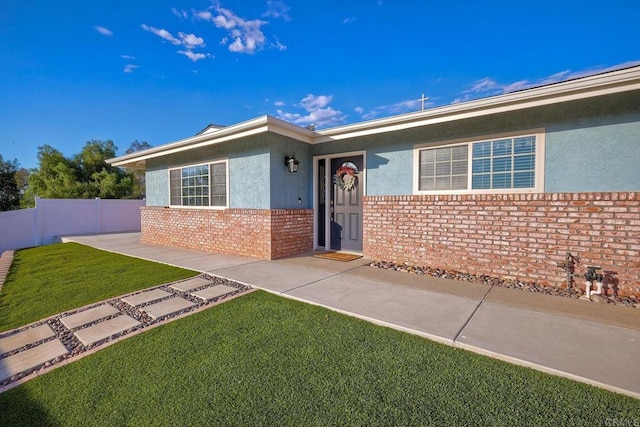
[2,0,639,169]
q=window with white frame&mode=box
[415,131,543,193]
[169,161,228,207]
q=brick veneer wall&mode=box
[363,192,640,297]
[141,207,313,260]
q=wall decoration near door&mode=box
[334,161,359,191]
[330,156,363,252]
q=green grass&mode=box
[0,243,196,332]
[1,291,638,426]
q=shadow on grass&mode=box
[0,385,58,427]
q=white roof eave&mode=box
[109,115,315,168]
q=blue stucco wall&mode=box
[269,134,312,209]
[545,114,640,192]
[144,135,271,209]
[143,133,314,209]
[145,169,169,206]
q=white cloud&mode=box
[142,24,211,62]
[123,64,139,73]
[94,26,113,37]
[178,33,205,49]
[172,8,188,20]
[141,24,180,44]
[272,39,287,51]
[121,55,135,60]
[343,17,357,24]
[196,11,212,20]
[276,94,347,128]
[300,94,332,110]
[274,100,285,107]
[263,1,292,21]
[178,50,213,62]
[359,98,428,120]
[453,61,640,103]
[196,4,269,54]
[141,25,205,49]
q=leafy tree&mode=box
[124,140,152,198]
[124,140,153,155]
[75,140,119,180]
[90,169,135,199]
[22,140,144,207]
[22,145,84,206]
[0,155,21,211]
[14,168,30,196]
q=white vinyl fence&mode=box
[0,198,144,253]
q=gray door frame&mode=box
[312,150,366,252]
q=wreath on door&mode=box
[334,162,359,191]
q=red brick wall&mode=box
[141,207,313,260]
[363,192,640,296]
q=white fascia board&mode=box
[267,120,315,143]
[314,66,640,143]
[109,115,313,168]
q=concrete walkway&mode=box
[5,232,640,399]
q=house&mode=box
[109,65,640,296]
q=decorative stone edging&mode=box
[369,261,640,309]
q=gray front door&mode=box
[330,156,363,252]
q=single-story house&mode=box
[109,65,640,296]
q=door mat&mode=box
[313,252,362,262]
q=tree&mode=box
[75,139,118,180]
[0,155,21,211]
[22,140,144,207]
[14,168,30,195]
[124,140,153,155]
[22,145,84,206]
[124,140,152,198]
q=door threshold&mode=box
[316,250,363,256]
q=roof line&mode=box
[314,65,640,141]
[108,65,640,168]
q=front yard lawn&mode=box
[1,291,638,426]
[0,243,196,332]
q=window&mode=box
[415,131,544,193]
[419,145,468,191]
[169,161,228,207]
